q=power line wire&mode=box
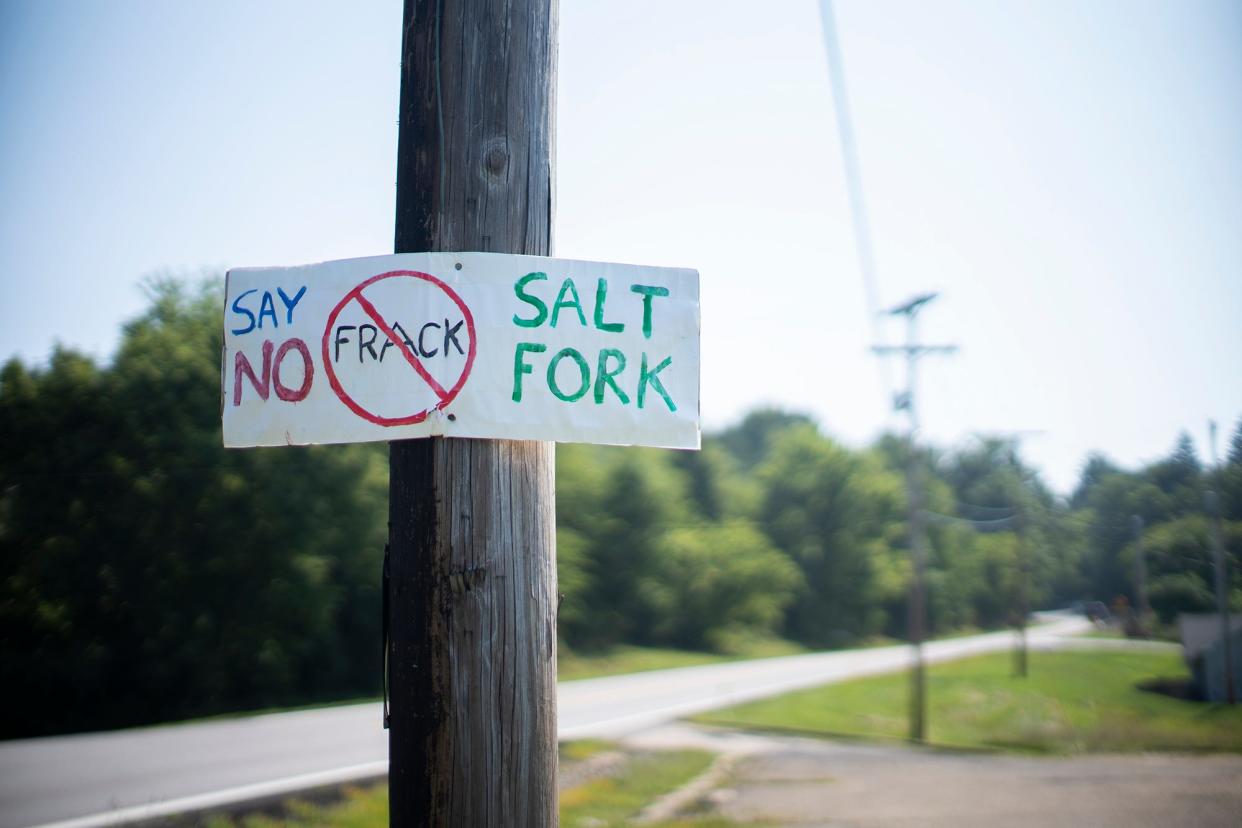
[953,500,1018,518]
[922,510,1017,531]
[817,0,893,399]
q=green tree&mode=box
[647,522,801,651]
[717,408,816,471]
[554,443,611,646]
[1071,453,1122,510]
[0,279,388,738]
[555,447,694,649]
[758,425,903,647]
[1141,515,1242,621]
[1217,419,1242,522]
[1145,432,1202,515]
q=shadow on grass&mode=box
[1136,675,1202,702]
[1135,677,1242,728]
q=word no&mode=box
[233,338,313,405]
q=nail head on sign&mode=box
[455,262,462,270]
[447,413,457,421]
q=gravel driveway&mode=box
[623,724,1242,827]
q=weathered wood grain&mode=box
[389,0,559,824]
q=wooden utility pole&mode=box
[1206,420,1235,704]
[1132,515,1150,629]
[1009,448,1029,679]
[904,434,930,741]
[1013,506,1029,678]
[873,293,956,743]
[388,0,559,824]
[972,432,1043,677]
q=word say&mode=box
[230,286,307,335]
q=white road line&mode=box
[27,761,389,828]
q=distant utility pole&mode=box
[1132,515,1150,629]
[1207,420,1236,704]
[972,431,1044,678]
[1013,504,1030,678]
[1003,438,1038,679]
[873,293,956,743]
[388,0,559,825]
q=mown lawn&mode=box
[204,786,387,828]
[696,649,1242,754]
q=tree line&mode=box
[2,279,1239,738]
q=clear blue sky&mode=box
[2,0,1239,491]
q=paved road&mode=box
[0,614,1088,828]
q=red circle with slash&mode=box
[321,270,476,426]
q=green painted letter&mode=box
[592,278,624,333]
[593,348,629,405]
[512,342,546,401]
[513,272,548,328]
[550,278,587,328]
[630,284,670,339]
[637,353,676,411]
[547,347,590,402]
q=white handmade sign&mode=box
[222,252,699,449]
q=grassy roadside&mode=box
[559,748,718,827]
[696,649,1242,754]
[556,624,1016,682]
[204,746,735,828]
[558,639,806,681]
